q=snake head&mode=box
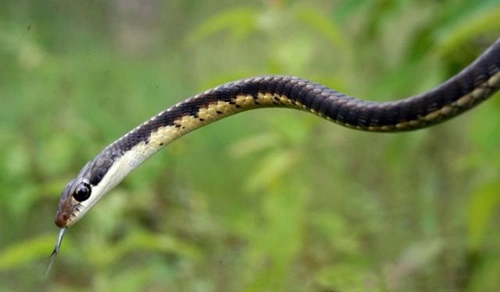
[54,153,124,228]
[55,177,92,228]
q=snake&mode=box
[48,39,500,265]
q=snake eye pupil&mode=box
[73,182,91,202]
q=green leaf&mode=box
[184,8,259,47]
[295,7,349,53]
[244,150,298,193]
[87,231,201,267]
[467,255,500,292]
[436,8,500,56]
[228,133,280,158]
[0,234,65,271]
[468,182,500,248]
[316,262,373,291]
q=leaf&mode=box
[384,239,444,290]
[294,7,349,53]
[271,37,315,72]
[468,182,500,248]
[316,262,373,291]
[393,239,443,271]
[466,255,500,291]
[332,0,371,23]
[244,150,298,193]
[183,8,259,47]
[436,8,500,56]
[87,231,201,267]
[228,132,280,158]
[0,234,67,271]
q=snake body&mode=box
[54,40,500,229]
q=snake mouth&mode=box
[55,210,70,228]
[55,204,83,227]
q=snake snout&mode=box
[55,211,69,228]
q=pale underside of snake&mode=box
[46,39,500,275]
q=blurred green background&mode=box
[1,0,499,291]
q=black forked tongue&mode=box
[44,228,67,278]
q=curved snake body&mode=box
[55,40,500,229]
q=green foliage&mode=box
[0,0,499,291]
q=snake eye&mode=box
[73,182,91,202]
